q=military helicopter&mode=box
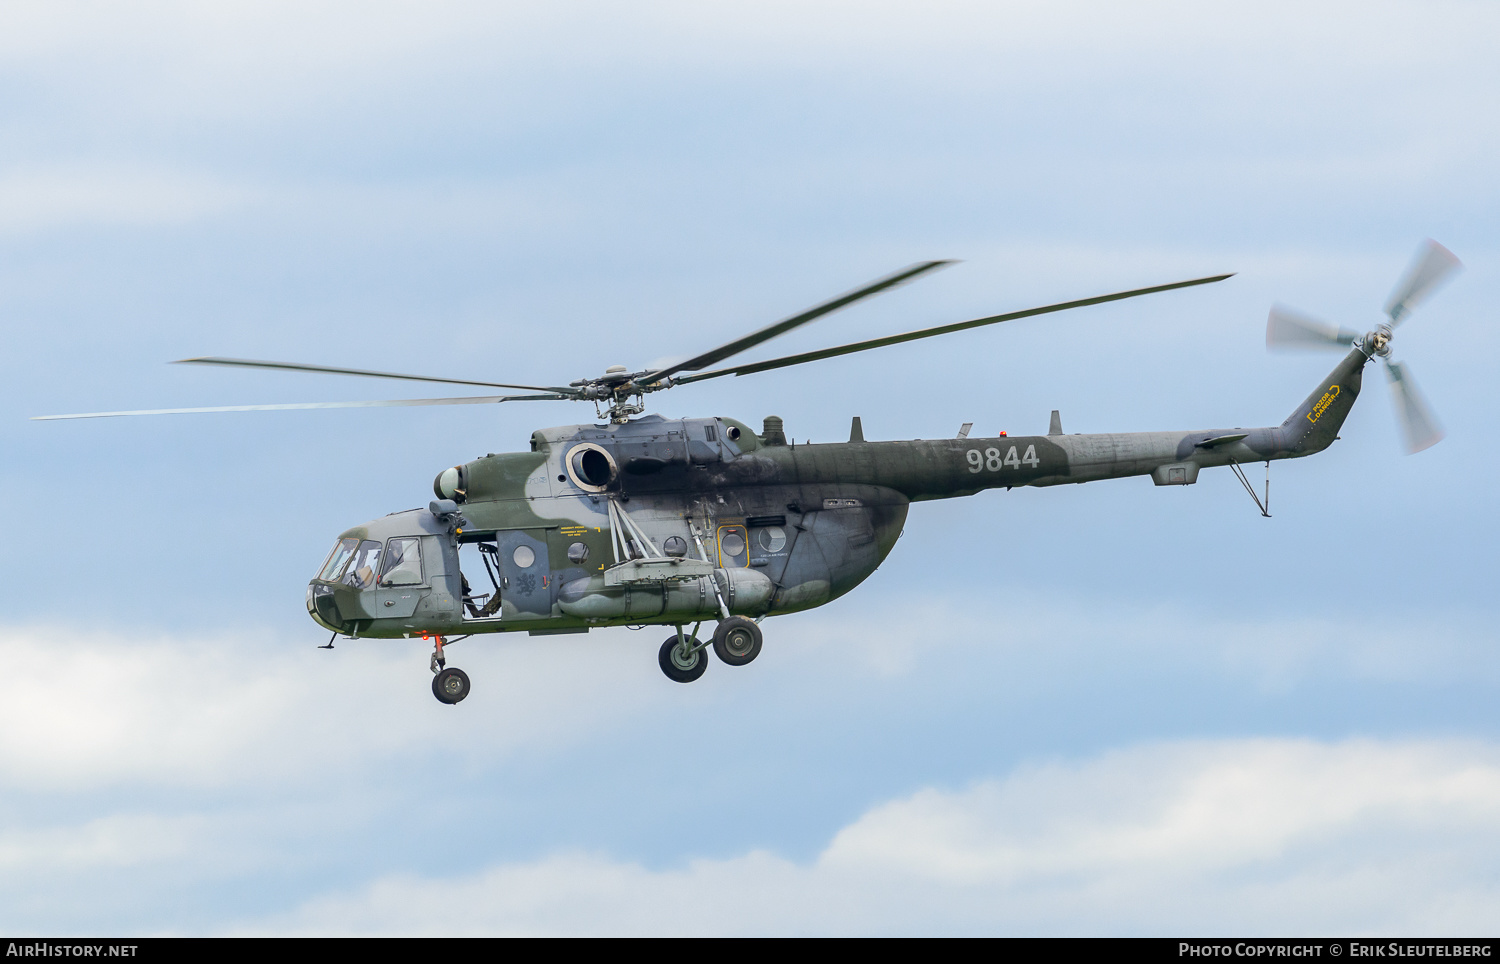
[37,241,1459,703]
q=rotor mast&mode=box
[572,365,670,422]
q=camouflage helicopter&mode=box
[37,241,1459,703]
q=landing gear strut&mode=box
[428,635,471,704]
[658,627,708,683]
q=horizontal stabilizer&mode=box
[1195,433,1248,448]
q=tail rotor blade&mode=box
[1384,239,1462,326]
[1384,359,1444,454]
[1266,304,1359,350]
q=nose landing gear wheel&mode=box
[432,667,471,704]
[658,635,708,683]
[712,616,763,666]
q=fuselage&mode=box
[307,347,1369,640]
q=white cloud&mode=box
[1,2,1493,133]
[0,2,498,103]
[245,737,1500,935]
[0,812,212,872]
[0,168,250,233]
[0,602,1494,932]
[0,627,665,791]
[0,598,1490,792]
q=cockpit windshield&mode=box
[318,538,358,582]
[316,537,383,589]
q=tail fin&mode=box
[1280,347,1371,455]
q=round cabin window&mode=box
[512,545,536,569]
[567,542,589,564]
[720,532,746,557]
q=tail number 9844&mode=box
[966,444,1040,473]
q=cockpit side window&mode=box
[318,538,359,582]
[379,537,424,586]
[344,540,384,590]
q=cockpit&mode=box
[316,536,425,590]
[307,509,455,637]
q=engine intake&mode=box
[566,443,618,491]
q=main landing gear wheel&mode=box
[712,616,763,666]
[659,635,708,683]
[432,667,471,704]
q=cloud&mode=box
[0,627,665,791]
[243,736,1500,935]
[0,168,250,233]
[0,812,213,872]
[1,596,1491,792]
[0,596,1494,932]
[2,2,1493,140]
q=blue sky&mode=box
[1,0,1497,935]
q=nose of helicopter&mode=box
[306,531,365,633]
[306,581,343,633]
[305,511,444,637]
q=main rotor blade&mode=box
[174,357,576,394]
[1383,359,1444,454]
[676,273,1233,383]
[1384,239,1461,326]
[1266,304,1360,350]
[640,260,954,384]
[32,393,569,420]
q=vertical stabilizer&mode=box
[1280,348,1370,455]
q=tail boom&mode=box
[771,348,1372,498]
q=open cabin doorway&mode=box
[457,529,552,621]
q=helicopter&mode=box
[36,241,1459,703]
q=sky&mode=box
[0,0,1497,936]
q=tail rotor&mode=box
[1265,239,1460,454]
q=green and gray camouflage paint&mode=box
[307,346,1367,641]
